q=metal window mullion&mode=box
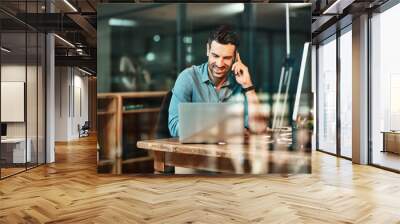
[336,28,341,157]
[367,11,373,165]
[25,0,28,171]
[36,0,39,167]
[316,44,320,150]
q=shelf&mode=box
[98,91,167,99]
[97,91,165,174]
[123,108,160,114]
[97,111,116,115]
[122,156,153,164]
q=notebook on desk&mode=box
[178,103,244,144]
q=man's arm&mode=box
[244,90,266,133]
[232,53,266,133]
[168,69,193,137]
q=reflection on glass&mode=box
[317,36,337,154]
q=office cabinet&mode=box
[97,91,166,174]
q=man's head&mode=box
[206,25,240,80]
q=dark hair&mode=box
[207,25,240,49]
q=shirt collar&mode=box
[200,62,235,87]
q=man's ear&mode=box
[206,43,210,56]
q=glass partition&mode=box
[339,27,352,158]
[317,35,337,155]
[38,32,46,165]
[1,30,28,177]
[27,30,38,169]
[370,3,400,171]
[0,1,46,179]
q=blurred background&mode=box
[97,3,312,174]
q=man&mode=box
[168,25,266,137]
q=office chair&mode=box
[155,91,173,139]
[154,91,175,173]
[79,121,90,138]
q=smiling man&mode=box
[168,25,265,137]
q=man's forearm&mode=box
[245,90,266,133]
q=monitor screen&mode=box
[1,123,7,137]
[292,42,310,122]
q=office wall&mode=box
[55,67,89,141]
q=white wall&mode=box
[55,67,89,141]
[55,67,69,141]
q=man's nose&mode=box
[216,58,224,67]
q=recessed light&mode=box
[1,47,11,53]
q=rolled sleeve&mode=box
[168,68,193,137]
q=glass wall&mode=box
[370,3,400,171]
[317,35,337,155]
[339,27,352,158]
[0,1,46,179]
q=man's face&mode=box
[207,40,236,79]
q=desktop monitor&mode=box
[1,123,7,137]
[292,42,310,122]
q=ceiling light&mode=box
[1,47,11,53]
[63,0,78,12]
[109,18,136,27]
[54,34,75,48]
[153,35,160,42]
[217,3,244,15]
[183,36,192,44]
[322,0,354,15]
[145,52,155,61]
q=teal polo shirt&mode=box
[168,62,248,137]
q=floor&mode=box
[372,150,400,171]
[0,135,400,223]
[0,167,25,177]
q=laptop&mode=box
[178,103,244,144]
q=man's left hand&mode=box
[231,52,253,89]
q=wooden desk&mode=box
[137,136,311,174]
[1,138,31,164]
[382,131,400,154]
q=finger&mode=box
[235,64,242,75]
[236,52,241,63]
[235,67,240,76]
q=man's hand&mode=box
[231,52,253,88]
